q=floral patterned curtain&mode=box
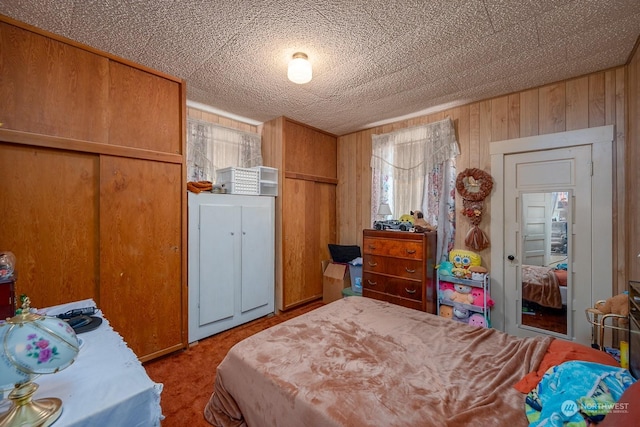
[186,119,262,182]
[371,118,459,262]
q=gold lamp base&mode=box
[0,382,62,427]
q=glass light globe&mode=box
[0,311,80,426]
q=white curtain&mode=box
[371,118,460,262]
[186,119,262,182]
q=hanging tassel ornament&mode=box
[456,168,494,251]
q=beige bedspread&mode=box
[205,297,551,427]
[521,265,563,309]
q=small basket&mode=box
[216,167,259,195]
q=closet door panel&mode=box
[99,156,183,359]
[0,22,109,142]
[0,143,99,307]
[108,62,182,154]
[282,178,335,309]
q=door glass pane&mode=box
[519,191,570,337]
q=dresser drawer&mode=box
[364,290,423,311]
[363,237,423,259]
[363,254,423,279]
[362,272,422,302]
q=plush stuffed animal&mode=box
[452,305,470,323]
[438,261,454,276]
[468,313,488,328]
[450,284,474,304]
[410,210,436,232]
[439,305,453,319]
[470,287,494,308]
[449,249,481,278]
[439,282,455,300]
[398,213,414,224]
[595,293,629,327]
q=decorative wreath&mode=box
[455,168,493,201]
[456,168,494,251]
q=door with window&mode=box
[504,145,591,343]
[490,125,613,346]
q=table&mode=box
[0,299,163,426]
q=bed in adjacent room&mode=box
[521,265,567,309]
[204,297,634,427]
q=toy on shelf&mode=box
[439,305,453,319]
[449,249,481,279]
[439,282,455,300]
[438,261,454,276]
[468,313,489,328]
[470,287,494,308]
[450,284,474,304]
[437,251,491,328]
[452,304,470,323]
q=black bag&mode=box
[328,244,361,263]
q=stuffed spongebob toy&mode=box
[449,249,481,279]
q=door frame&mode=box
[489,125,614,333]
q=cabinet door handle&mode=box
[367,280,377,286]
[405,287,416,294]
[405,267,416,273]
[406,249,416,254]
[368,261,378,267]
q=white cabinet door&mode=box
[241,203,274,313]
[188,193,275,343]
[199,203,240,325]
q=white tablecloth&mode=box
[1,299,163,426]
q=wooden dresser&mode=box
[362,229,437,313]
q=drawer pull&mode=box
[405,287,417,294]
[405,267,416,273]
[367,280,377,286]
[368,244,376,250]
[368,261,378,267]
[406,249,416,254]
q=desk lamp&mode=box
[0,296,79,427]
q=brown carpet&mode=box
[144,300,325,426]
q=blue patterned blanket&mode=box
[526,361,635,426]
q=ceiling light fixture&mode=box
[288,52,312,84]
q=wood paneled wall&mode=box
[338,67,628,293]
[628,47,640,283]
[187,107,260,134]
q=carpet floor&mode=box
[144,300,325,426]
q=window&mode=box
[186,119,262,182]
[371,119,459,261]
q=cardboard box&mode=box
[322,261,351,304]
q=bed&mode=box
[206,297,609,427]
[521,265,566,309]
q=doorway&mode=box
[490,126,614,345]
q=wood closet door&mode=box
[99,156,183,360]
[282,178,335,309]
[0,143,99,307]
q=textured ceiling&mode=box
[2,0,639,136]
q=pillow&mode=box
[554,270,568,286]
[597,380,640,426]
[514,338,619,393]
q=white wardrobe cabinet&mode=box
[188,193,275,342]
